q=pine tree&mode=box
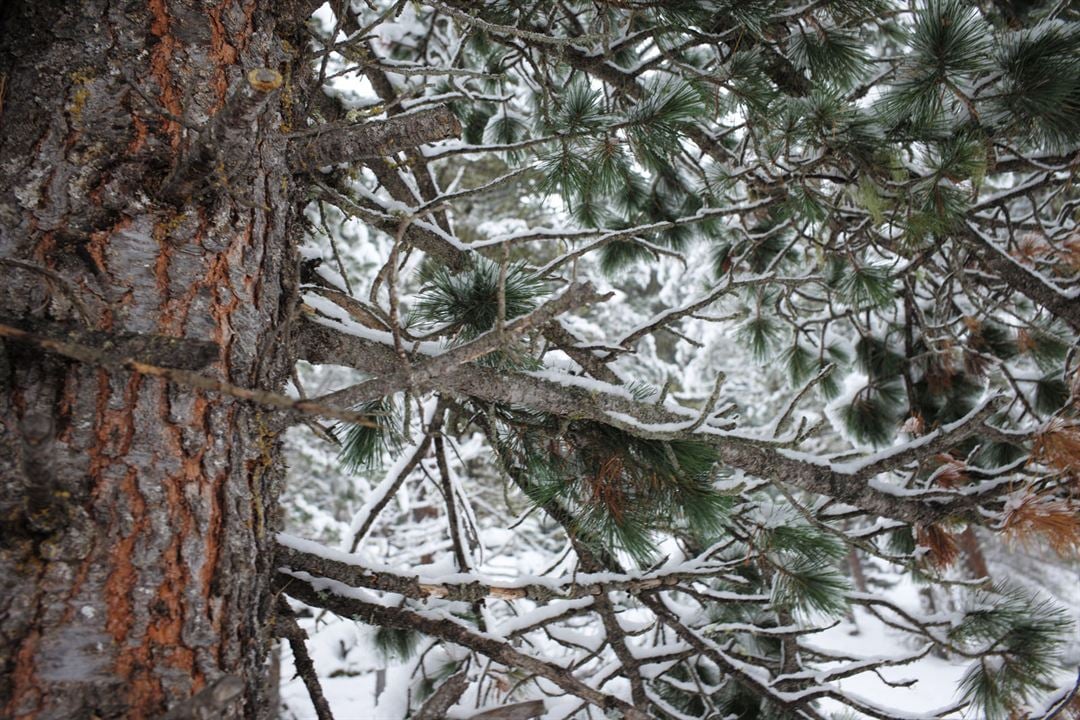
[5,0,1076,718]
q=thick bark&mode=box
[0,1,309,718]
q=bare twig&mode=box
[0,259,94,325]
[275,598,335,720]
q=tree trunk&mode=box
[0,1,309,717]
[847,547,868,593]
[957,526,991,581]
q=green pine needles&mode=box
[533,73,716,275]
[993,21,1080,148]
[760,524,850,616]
[951,585,1074,720]
[877,0,1080,148]
[373,626,421,663]
[515,422,730,564]
[788,27,869,89]
[834,262,896,310]
[413,259,546,340]
[337,398,401,473]
[880,0,990,129]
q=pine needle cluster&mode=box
[509,421,730,564]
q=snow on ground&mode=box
[278,573,1062,720]
[279,612,406,720]
[815,615,967,718]
[277,605,961,720]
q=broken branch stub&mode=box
[159,68,284,206]
[288,105,462,171]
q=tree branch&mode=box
[413,670,469,720]
[961,222,1080,332]
[314,179,470,270]
[0,316,218,370]
[275,598,335,720]
[289,105,461,171]
[275,538,760,604]
[466,701,546,720]
[296,318,1009,524]
[309,281,610,409]
[0,320,379,428]
[273,572,650,720]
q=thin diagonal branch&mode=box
[275,598,335,720]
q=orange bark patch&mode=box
[86,369,113,491]
[5,628,43,718]
[55,369,79,444]
[128,113,149,154]
[120,646,164,720]
[148,0,182,148]
[204,237,243,353]
[145,541,193,670]
[154,209,211,335]
[238,0,257,54]
[113,380,212,711]
[87,371,143,478]
[208,3,239,105]
[86,230,110,276]
[197,402,228,675]
[104,468,146,644]
[201,470,227,603]
[93,365,149,650]
[192,392,225,603]
[150,215,179,332]
[31,227,55,265]
[61,540,100,624]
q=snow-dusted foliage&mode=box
[278,2,1080,719]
